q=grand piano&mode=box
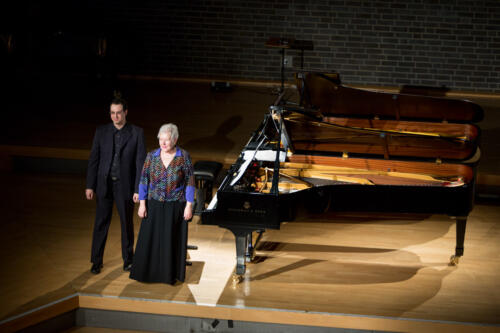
[201,72,483,279]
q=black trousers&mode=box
[90,178,134,265]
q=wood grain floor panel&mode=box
[1,171,499,332]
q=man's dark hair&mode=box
[111,90,128,110]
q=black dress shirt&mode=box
[110,124,126,180]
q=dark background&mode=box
[2,0,499,93]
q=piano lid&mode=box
[280,107,481,162]
[296,72,484,123]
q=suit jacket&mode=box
[86,123,147,199]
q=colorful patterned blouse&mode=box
[138,147,195,202]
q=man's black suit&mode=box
[86,122,146,266]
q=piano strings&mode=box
[252,163,465,194]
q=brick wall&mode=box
[14,0,500,92]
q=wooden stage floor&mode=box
[1,77,500,332]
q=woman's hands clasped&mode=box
[138,200,192,220]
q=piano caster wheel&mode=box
[232,274,243,285]
[449,255,460,266]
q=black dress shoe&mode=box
[123,262,132,272]
[91,263,103,274]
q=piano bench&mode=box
[194,161,222,215]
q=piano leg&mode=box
[450,216,467,266]
[227,228,264,283]
[227,227,252,279]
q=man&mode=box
[85,95,146,274]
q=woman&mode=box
[130,123,194,284]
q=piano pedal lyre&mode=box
[245,230,264,263]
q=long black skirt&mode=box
[129,199,187,284]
